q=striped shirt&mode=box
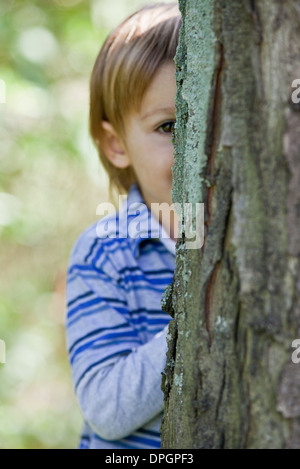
[65,182,176,449]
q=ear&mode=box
[100,121,130,169]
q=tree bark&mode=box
[161,0,300,449]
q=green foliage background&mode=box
[0,0,172,449]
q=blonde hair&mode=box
[89,2,181,204]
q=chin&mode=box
[165,196,173,207]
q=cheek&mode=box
[163,145,175,170]
[130,135,174,174]
[156,146,174,173]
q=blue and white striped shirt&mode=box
[65,182,176,449]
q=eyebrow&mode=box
[141,106,176,120]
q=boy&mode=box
[66,3,181,449]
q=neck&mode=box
[138,186,178,242]
[149,201,178,242]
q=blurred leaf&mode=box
[0,0,174,449]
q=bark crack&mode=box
[206,42,225,226]
[205,260,220,347]
[215,360,226,421]
[246,0,263,44]
[161,318,178,401]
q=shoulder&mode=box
[68,214,135,282]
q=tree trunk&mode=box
[161,0,300,449]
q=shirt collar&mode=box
[119,183,176,259]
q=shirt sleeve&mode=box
[65,238,168,441]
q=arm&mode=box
[66,247,168,441]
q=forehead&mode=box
[139,61,176,118]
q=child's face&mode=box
[123,61,176,208]
[103,61,176,208]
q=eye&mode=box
[157,121,175,134]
